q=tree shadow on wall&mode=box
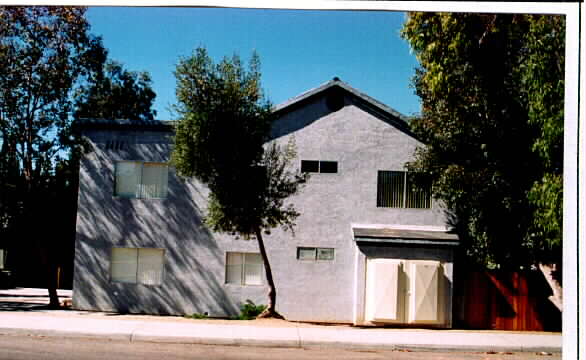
[72,132,238,317]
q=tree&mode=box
[172,47,307,318]
[0,6,105,306]
[74,60,157,121]
[400,13,564,309]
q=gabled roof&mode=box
[77,78,415,135]
[273,77,413,133]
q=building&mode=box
[72,78,458,327]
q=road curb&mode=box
[0,328,132,342]
[0,327,562,354]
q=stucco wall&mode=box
[73,129,266,316]
[261,93,449,323]
[73,89,452,322]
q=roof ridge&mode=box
[272,78,411,125]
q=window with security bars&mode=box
[110,248,165,285]
[115,161,168,199]
[377,171,431,209]
[225,252,264,286]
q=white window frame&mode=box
[225,252,264,286]
[110,247,165,286]
[296,247,335,261]
[114,161,169,199]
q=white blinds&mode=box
[115,162,141,198]
[137,248,165,285]
[140,163,169,199]
[225,252,263,285]
[243,253,263,285]
[115,161,168,199]
[111,247,165,285]
[225,252,243,284]
[111,248,138,283]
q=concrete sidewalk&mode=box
[0,289,561,353]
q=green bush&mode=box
[184,312,208,319]
[231,300,266,320]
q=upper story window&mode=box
[115,161,168,199]
[377,171,431,209]
[301,160,338,174]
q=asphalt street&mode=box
[0,334,561,360]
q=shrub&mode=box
[232,300,267,320]
[184,312,208,319]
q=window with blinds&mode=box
[377,171,431,209]
[110,247,165,285]
[115,161,168,199]
[225,252,264,286]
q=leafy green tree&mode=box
[0,6,106,306]
[172,47,307,318]
[519,15,564,310]
[74,60,157,121]
[401,13,564,309]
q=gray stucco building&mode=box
[73,78,458,327]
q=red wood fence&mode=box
[453,270,561,331]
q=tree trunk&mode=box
[254,228,284,319]
[46,262,60,309]
[38,239,60,309]
[538,262,562,312]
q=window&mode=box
[0,249,5,270]
[301,160,338,173]
[296,247,335,261]
[110,248,165,285]
[377,171,431,209]
[225,252,264,286]
[115,161,168,199]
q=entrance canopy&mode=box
[352,225,459,247]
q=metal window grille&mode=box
[377,171,405,207]
[377,171,431,209]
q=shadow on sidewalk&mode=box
[0,288,72,312]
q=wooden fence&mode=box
[453,270,561,331]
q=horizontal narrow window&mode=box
[297,247,335,261]
[319,161,338,173]
[301,160,319,173]
[301,160,338,173]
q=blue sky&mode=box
[86,7,421,120]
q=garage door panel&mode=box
[409,261,440,323]
[365,259,402,322]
